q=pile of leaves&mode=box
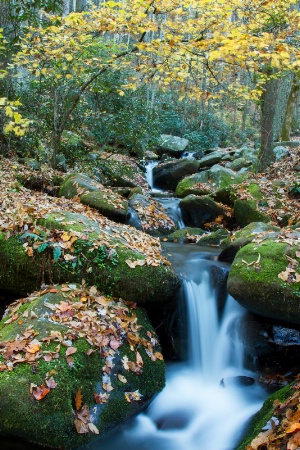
[232,147,300,227]
[0,157,171,267]
[131,196,175,234]
[247,382,300,450]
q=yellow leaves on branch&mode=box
[8,0,300,102]
[0,98,31,137]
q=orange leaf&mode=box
[75,389,83,411]
[32,384,50,400]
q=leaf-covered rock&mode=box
[0,286,165,449]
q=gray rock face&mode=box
[179,195,223,228]
[198,151,225,168]
[273,145,289,161]
[157,135,189,155]
[153,159,199,190]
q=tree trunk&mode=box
[281,74,300,141]
[257,73,293,172]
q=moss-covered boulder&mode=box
[234,199,270,227]
[58,173,99,198]
[0,286,165,449]
[80,190,128,223]
[97,157,146,188]
[153,159,199,191]
[227,238,300,324]
[219,222,280,263]
[175,172,211,198]
[179,195,223,228]
[209,164,242,190]
[196,229,230,247]
[237,383,296,450]
[166,227,206,242]
[0,211,180,304]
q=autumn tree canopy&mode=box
[5,0,300,168]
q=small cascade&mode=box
[155,197,185,229]
[88,246,266,450]
[144,161,159,190]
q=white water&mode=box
[87,248,266,450]
[145,161,159,190]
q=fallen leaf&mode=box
[75,389,83,411]
[32,384,50,400]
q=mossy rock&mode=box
[166,227,206,242]
[175,172,211,198]
[234,199,270,227]
[196,229,230,247]
[227,240,300,324]
[153,159,199,191]
[237,383,294,449]
[97,159,145,188]
[58,173,99,198]
[179,195,223,228]
[219,222,280,263]
[80,190,128,223]
[0,287,165,449]
[0,211,180,304]
[209,164,243,190]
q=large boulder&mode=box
[219,222,280,263]
[234,199,270,227]
[97,156,146,188]
[179,195,223,228]
[0,210,180,304]
[175,172,211,198]
[58,173,99,198]
[153,159,199,191]
[198,151,227,168]
[209,164,242,190]
[0,286,165,449]
[80,190,129,224]
[156,134,189,156]
[227,237,300,324]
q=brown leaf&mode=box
[66,346,77,356]
[74,418,89,434]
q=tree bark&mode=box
[281,73,300,141]
[257,73,293,172]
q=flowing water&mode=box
[145,161,159,190]
[86,244,266,450]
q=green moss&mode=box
[175,173,210,198]
[247,183,264,200]
[234,199,270,227]
[237,384,294,450]
[0,209,180,304]
[228,241,300,323]
[167,227,206,241]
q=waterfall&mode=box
[87,246,266,450]
[145,161,159,190]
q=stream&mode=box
[1,161,267,450]
[85,243,266,450]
